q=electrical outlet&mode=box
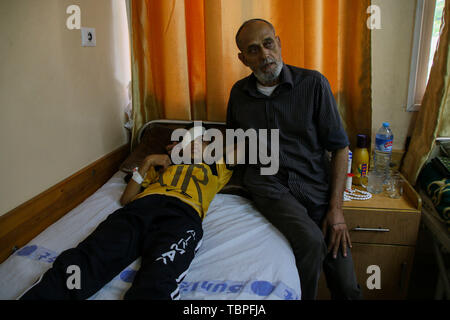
[81,27,96,47]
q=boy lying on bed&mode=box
[19,126,233,300]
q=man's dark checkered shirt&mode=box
[226,64,350,207]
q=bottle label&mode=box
[354,163,368,179]
[359,163,368,177]
[376,137,393,152]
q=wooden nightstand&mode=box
[317,175,422,299]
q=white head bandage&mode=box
[180,126,206,150]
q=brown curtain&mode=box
[129,0,372,149]
[401,0,450,185]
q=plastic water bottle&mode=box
[374,122,393,183]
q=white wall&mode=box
[0,0,131,216]
[371,0,417,150]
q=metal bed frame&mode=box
[137,119,226,144]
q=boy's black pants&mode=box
[19,194,203,300]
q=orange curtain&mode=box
[130,0,372,149]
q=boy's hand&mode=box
[165,141,178,154]
[142,154,172,172]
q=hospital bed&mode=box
[0,120,301,300]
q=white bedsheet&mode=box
[0,171,300,300]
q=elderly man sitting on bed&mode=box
[226,19,362,300]
[18,126,233,300]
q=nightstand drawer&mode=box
[344,209,421,246]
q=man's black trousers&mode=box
[251,191,363,300]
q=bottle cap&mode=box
[383,122,390,127]
[356,134,368,148]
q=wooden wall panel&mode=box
[0,144,130,263]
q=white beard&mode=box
[253,59,283,86]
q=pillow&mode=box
[119,125,176,173]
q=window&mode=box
[428,0,445,78]
[407,0,445,111]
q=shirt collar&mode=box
[243,63,294,97]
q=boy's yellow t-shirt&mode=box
[133,160,233,219]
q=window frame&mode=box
[406,0,438,112]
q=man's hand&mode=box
[321,207,352,259]
[323,145,351,259]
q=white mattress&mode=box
[0,171,300,300]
